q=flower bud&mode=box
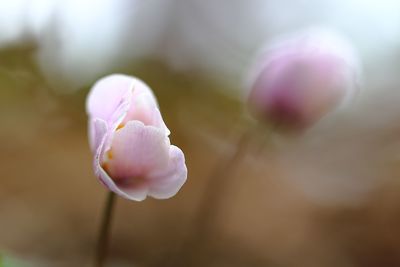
[247,28,361,129]
[86,74,187,201]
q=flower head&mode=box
[247,28,361,129]
[86,74,187,201]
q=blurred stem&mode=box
[177,126,255,266]
[251,122,276,158]
[95,191,116,267]
[196,128,252,233]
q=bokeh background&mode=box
[1,1,400,266]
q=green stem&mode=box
[95,191,116,267]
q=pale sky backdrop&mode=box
[0,0,399,93]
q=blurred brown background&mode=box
[1,1,400,267]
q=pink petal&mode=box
[92,122,150,201]
[131,78,159,109]
[98,169,149,201]
[94,150,149,201]
[147,145,187,199]
[104,121,170,181]
[86,74,133,129]
[88,118,108,152]
[123,78,170,135]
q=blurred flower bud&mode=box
[86,74,187,201]
[247,28,361,129]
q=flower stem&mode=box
[173,126,255,266]
[95,191,116,267]
[195,128,252,236]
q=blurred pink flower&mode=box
[247,28,361,129]
[86,74,187,201]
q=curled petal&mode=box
[123,78,170,135]
[148,145,187,199]
[131,78,159,109]
[92,121,152,201]
[88,118,108,152]
[86,74,133,129]
[104,121,170,182]
[94,148,149,201]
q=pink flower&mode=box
[86,74,187,201]
[247,28,361,129]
